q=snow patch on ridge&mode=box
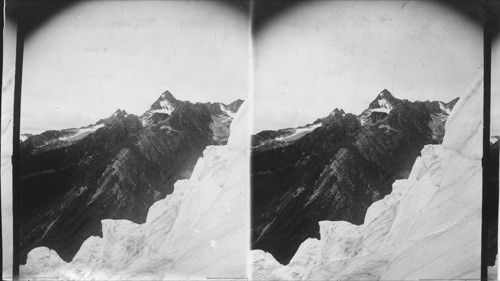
[158,100,175,115]
[370,108,390,114]
[377,97,393,111]
[439,102,452,115]
[20,134,30,142]
[59,124,105,142]
[151,109,173,115]
[275,123,322,142]
[220,104,236,118]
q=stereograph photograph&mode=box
[1,0,499,280]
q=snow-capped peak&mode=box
[378,89,393,98]
[148,91,181,115]
[376,90,396,110]
[159,90,176,101]
[368,89,399,112]
[140,91,181,126]
[359,89,400,125]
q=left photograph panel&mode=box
[3,1,251,279]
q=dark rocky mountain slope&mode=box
[19,91,242,263]
[251,90,458,264]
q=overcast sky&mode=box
[253,0,483,133]
[21,1,249,134]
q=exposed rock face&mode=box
[252,70,483,280]
[19,91,242,264]
[251,90,459,264]
[21,102,249,280]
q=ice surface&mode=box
[251,70,483,280]
[1,69,15,278]
[22,103,250,280]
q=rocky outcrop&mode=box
[19,91,242,264]
[251,90,459,264]
[252,70,483,280]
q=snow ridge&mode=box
[275,123,322,142]
[58,124,105,142]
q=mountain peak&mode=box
[113,109,127,116]
[150,90,182,111]
[379,89,394,98]
[368,89,399,110]
[446,97,460,108]
[330,108,345,116]
[159,90,177,101]
[227,99,244,113]
[95,109,129,125]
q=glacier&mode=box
[2,69,15,279]
[252,70,484,280]
[21,103,250,280]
